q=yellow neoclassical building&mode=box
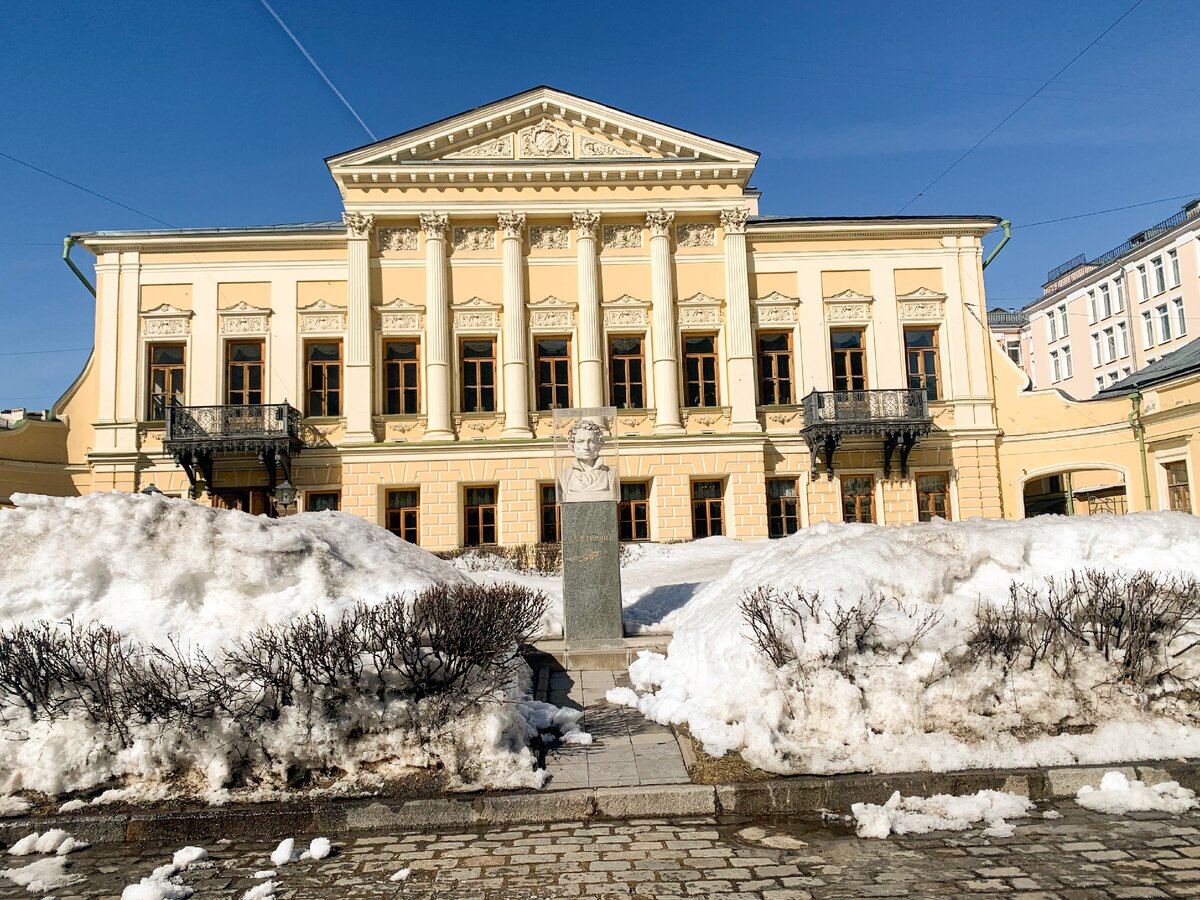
[11,86,1192,545]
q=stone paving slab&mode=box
[4,801,1200,898]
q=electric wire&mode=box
[1013,192,1200,229]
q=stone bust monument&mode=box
[558,420,618,502]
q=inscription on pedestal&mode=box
[561,501,624,647]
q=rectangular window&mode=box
[757,332,794,405]
[1107,369,1119,385]
[385,489,419,544]
[1117,322,1129,358]
[691,480,724,538]
[608,336,645,409]
[905,327,940,401]
[1050,350,1061,383]
[1058,305,1069,336]
[1047,313,1058,343]
[539,484,560,543]
[916,472,951,522]
[1006,340,1022,366]
[830,328,868,391]
[1062,345,1073,378]
[1158,304,1172,341]
[1166,461,1191,513]
[1100,283,1112,319]
[1087,290,1097,324]
[766,477,800,538]
[1138,265,1149,302]
[226,341,263,407]
[618,481,650,542]
[1169,249,1181,288]
[461,338,496,413]
[841,475,875,524]
[535,337,571,410]
[1153,256,1166,294]
[683,334,720,407]
[464,486,497,546]
[384,340,420,415]
[305,491,340,512]
[1090,332,1102,367]
[147,344,186,421]
[1096,375,1105,392]
[1115,277,1126,312]
[305,341,342,417]
[1143,310,1156,348]
[1176,298,1187,337]
[1103,327,1117,363]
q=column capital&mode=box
[342,211,375,238]
[646,209,675,238]
[498,211,527,240]
[720,207,750,235]
[419,212,449,240]
[572,210,601,239]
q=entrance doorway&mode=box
[213,489,274,516]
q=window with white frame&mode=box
[1142,310,1155,348]
[1158,303,1172,341]
[1117,321,1129,358]
[1176,298,1187,337]
[1091,332,1102,367]
[1107,370,1119,385]
[1062,345,1073,378]
[1169,248,1181,288]
[1095,375,1105,392]
[1122,366,1132,378]
[1115,276,1126,311]
[1153,256,1166,294]
[1137,265,1149,302]
[1006,340,1021,366]
[1103,327,1117,363]
[1050,350,1061,383]
[1058,304,1069,336]
[1100,283,1112,318]
[1087,290,1098,323]
[1047,312,1058,343]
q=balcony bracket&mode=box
[800,389,933,480]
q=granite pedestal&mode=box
[561,499,624,647]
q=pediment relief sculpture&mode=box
[141,303,193,318]
[823,288,874,303]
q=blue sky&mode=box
[3,1,1198,409]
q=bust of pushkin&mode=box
[558,420,618,503]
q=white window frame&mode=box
[1158,303,1172,341]
[1050,350,1061,383]
[1087,290,1098,323]
[1099,283,1112,319]
[1142,310,1155,348]
[1091,332,1102,367]
[1168,248,1181,288]
[1153,256,1166,295]
[1062,345,1073,378]
[1175,298,1187,337]
[1047,312,1057,343]
[1103,326,1117,363]
[1115,276,1126,312]
[1117,321,1129,358]
[1058,305,1069,337]
[1095,375,1105,392]
[1107,369,1119,385]
[1137,265,1149,302]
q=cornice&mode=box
[80,235,347,254]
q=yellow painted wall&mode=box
[297,280,348,307]
[217,282,270,309]
[140,283,193,312]
[821,269,872,297]
[752,272,797,298]
[894,268,945,294]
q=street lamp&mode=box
[273,479,297,516]
[140,484,164,496]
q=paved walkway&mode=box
[5,802,1200,898]
[543,669,690,790]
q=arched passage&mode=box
[1019,463,1130,518]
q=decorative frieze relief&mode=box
[677,292,723,328]
[497,212,527,240]
[452,296,501,330]
[675,222,716,248]
[602,223,641,249]
[453,226,495,251]
[420,212,449,240]
[376,298,423,333]
[378,227,418,251]
[720,207,750,234]
[444,133,514,159]
[453,413,498,435]
[896,287,948,322]
[602,294,650,327]
[298,298,347,333]
[645,209,675,238]
[529,225,569,250]
[528,295,576,329]
[140,303,192,337]
[752,291,800,326]
[342,212,375,238]
[578,135,639,157]
[823,288,874,324]
[518,120,572,158]
[681,407,730,426]
[572,210,600,239]
[218,301,271,336]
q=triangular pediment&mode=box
[896,286,948,301]
[755,291,799,305]
[328,87,759,171]
[142,303,192,318]
[454,296,500,310]
[299,298,345,311]
[679,292,723,306]
[824,288,874,303]
[378,297,422,311]
[529,294,576,309]
[223,301,271,315]
[603,293,649,307]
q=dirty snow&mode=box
[242,881,276,899]
[269,839,295,868]
[852,789,1034,838]
[0,796,30,817]
[8,829,86,856]
[0,856,86,892]
[611,513,1200,774]
[1076,771,1198,814]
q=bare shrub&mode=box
[740,586,887,676]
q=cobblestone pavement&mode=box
[543,669,690,790]
[5,800,1200,898]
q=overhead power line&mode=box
[897,0,1148,213]
[0,347,91,358]
[259,0,376,141]
[1013,192,1199,229]
[0,150,173,227]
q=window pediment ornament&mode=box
[518,120,572,158]
[219,301,271,336]
[677,292,724,327]
[896,287,947,321]
[377,297,423,333]
[453,296,501,330]
[528,295,576,329]
[141,303,192,336]
[299,298,347,333]
[752,291,800,326]
[602,293,650,327]
[823,288,874,324]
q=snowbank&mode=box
[0,492,469,651]
[852,789,1033,838]
[613,513,1200,774]
[1076,771,1197,814]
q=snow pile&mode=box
[8,829,87,855]
[852,789,1034,838]
[119,845,209,900]
[612,513,1200,774]
[0,796,30,817]
[389,868,411,882]
[0,856,85,893]
[1076,771,1198,815]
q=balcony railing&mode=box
[164,402,302,455]
[801,388,932,478]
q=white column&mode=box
[721,207,761,432]
[574,210,604,408]
[647,209,683,433]
[499,211,532,438]
[95,254,121,428]
[342,212,375,444]
[421,213,454,440]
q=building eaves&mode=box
[1095,336,1200,397]
[748,214,1001,226]
[72,221,344,240]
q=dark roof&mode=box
[987,309,1029,328]
[748,214,1001,226]
[73,222,343,240]
[1095,337,1200,397]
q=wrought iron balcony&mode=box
[162,403,303,498]
[801,388,933,478]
